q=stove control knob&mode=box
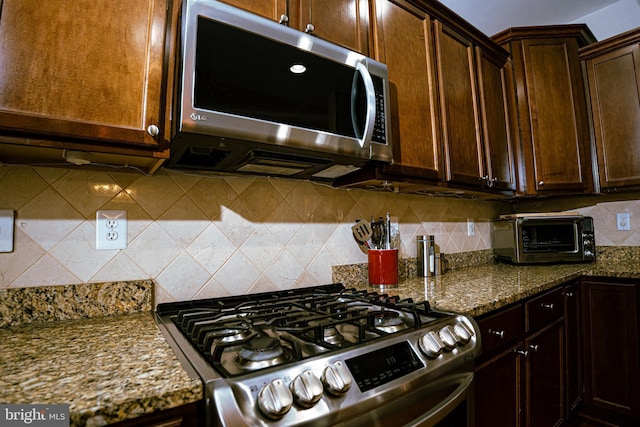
[453,321,474,344]
[291,370,324,407]
[257,378,293,419]
[419,331,444,358]
[322,361,352,396]
[439,325,458,351]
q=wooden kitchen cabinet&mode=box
[0,0,177,173]
[474,286,567,427]
[336,0,516,196]
[494,25,596,195]
[475,304,526,426]
[435,20,517,191]
[580,28,640,192]
[369,0,443,182]
[579,277,640,424]
[563,280,582,414]
[220,0,371,55]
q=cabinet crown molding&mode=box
[492,24,597,47]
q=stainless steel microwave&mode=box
[167,0,393,180]
[492,215,596,264]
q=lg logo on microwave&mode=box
[190,113,207,121]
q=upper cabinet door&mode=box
[581,29,640,192]
[297,0,371,55]
[523,38,591,192]
[221,0,371,56]
[495,26,595,195]
[476,48,518,191]
[0,0,170,149]
[372,0,443,181]
[434,21,485,187]
[218,0,289,23]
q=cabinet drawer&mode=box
[526,287,564,332]
[477,304,525,356]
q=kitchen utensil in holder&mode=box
[368,248,399,287]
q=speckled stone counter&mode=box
[336,246,640,318]
[0,282,203,426]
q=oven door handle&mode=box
[406,372,474,427]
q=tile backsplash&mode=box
[0,165,502,303]
[1,164,639,304]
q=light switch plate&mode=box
[96,210,127,250]
[0,209,14,252]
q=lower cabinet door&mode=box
[474,343,524,427]
[526,319,565,427]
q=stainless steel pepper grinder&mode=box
[417,235,435,277]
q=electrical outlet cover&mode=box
[96,210,127,250]
[0,209,14,252]
[617,212,631,231]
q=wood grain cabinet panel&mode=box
[297,0,370,55]
[221,0,371,55]
[494,26,596,195]
[434,20,516,192]
[0,0,176,172]
[476,48,518,191]
[475,284,570,427]
[580,277,640,423]
[435,21,484,187]
[581,28,640,192]
[218,0,289,22]
[373,0,443,180]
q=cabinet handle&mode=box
[541,303,554,310]
[279,14,289,25]
[529,344,539,352]
[305,23,315,33]
[565,292,574,297]
[538,181,545,186]
[488,329,505,339]
[147,124,159,137]
[515,349,528,357]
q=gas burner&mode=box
[322,325,345,345]
[236,336,290,370]
[372,310,408,333]
[205,326,253,346]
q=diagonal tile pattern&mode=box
[1,165,638,304]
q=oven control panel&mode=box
[233,316,479,424]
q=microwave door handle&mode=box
[351,62,376,148]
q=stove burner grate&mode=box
[162,284,443,377]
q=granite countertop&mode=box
[3,249,639,426]
[356,255,640,317]
[0,282,202,427]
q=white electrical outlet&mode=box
[0,209,14,252]
[96,210,127,250]
[617,212,631,231]
[467,218,475,236]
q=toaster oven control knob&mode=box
[453,321,474,344]
[419,331,444,358]
[322,361,352,396]
[439,325,458,351]
[257,378,293,419]
[291,370,324,407]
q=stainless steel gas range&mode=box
[156,284,481,427]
